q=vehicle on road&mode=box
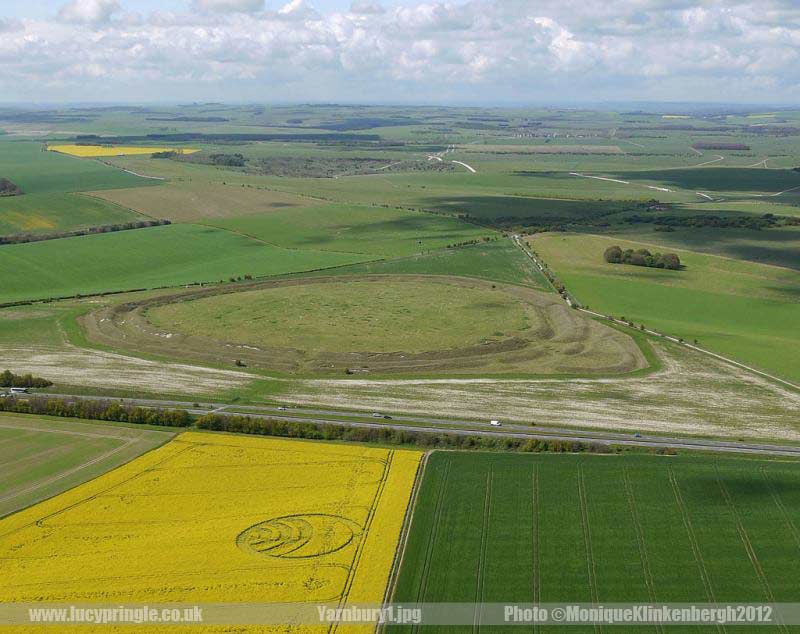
[490,420,501,427]
[372,412,383,418]
[9,387,29,395]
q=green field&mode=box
[615,167,800,194]
[615,224,800,271]
[148,278,529,354]
[0,141,151,194]
[0,224,368,303]
[0,192,141,236]
[0,414,173,517]
[391,451,800,633]
[92,182,320,222]
[532,232,800,383]
[206,203,494,256]
[296,240,550,288]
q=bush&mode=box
[603,245,623,263]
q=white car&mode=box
[490,420,501,427]
[372,412,383,418]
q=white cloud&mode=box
[350,1,385,15]
[191,0,264,14]
[57,0,121,24]
[2,0,800,103]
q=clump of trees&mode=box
[0,370,52,388]
[604,245,681,270]
[208,153,247,167]
[0,178,22,197]
[0,395,190,427]
[151,150,177,159]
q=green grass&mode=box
[615,167,800,194]
[0,224,369,304]
[206,203,494,257]
[0,413,173,518]
[532,232,800,383]
[148,278,529,354]
[0,140,151,194]
[295,240,550,288]
[391,451,800,634]
[0,192,141,236]
[614,224,800,271]
[91,182,319,222]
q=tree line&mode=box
[0,395,191,427]
[604,245,681,270]
[195,413,612,454]
[0,219,171,245]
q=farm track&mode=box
[473,470,493,633]
[667,466,724,634]
[716,472,786,633]
[623,469,664,634]
[531,466,540,634]
[577,466,601,634]
[761,469,800,552]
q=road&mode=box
[33,392,800,458]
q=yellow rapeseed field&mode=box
[47,145,199,157]
[0,432,421,633]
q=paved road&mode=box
[34,392,800,458]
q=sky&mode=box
[1,0,799,105]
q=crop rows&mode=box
[391,452,800,634]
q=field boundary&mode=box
[383,451,430,609]
[414,457,452,611]
[331,450,394,634]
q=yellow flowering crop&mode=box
[0,432,421,633]
[47,145,199,157]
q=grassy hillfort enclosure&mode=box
[1,101,800,632]
[83,276,647,376]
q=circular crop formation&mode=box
[237,514,359,559]
[82,275,647,376]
